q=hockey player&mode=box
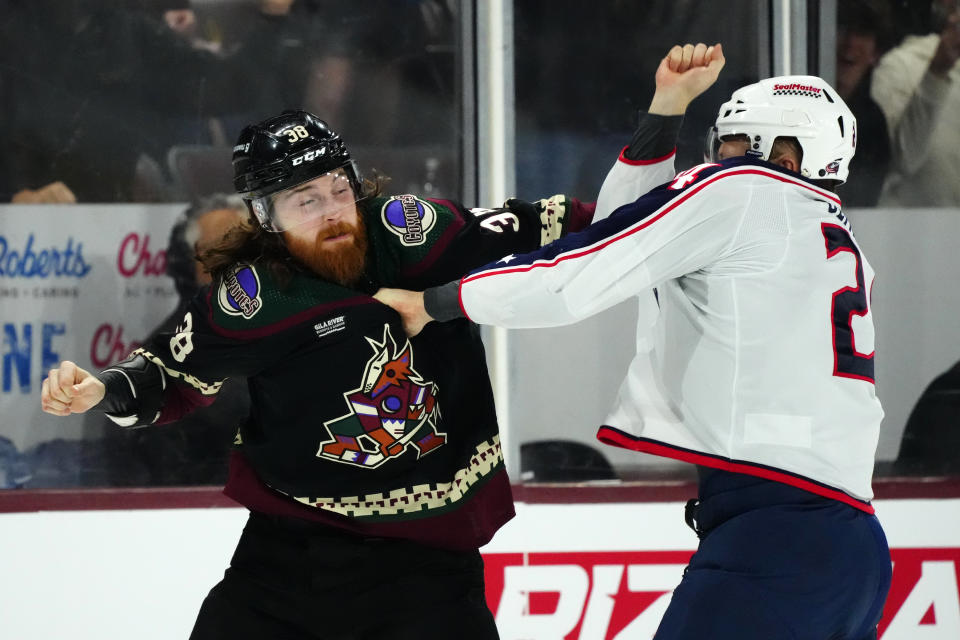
[375,43,892,638]
[39,110,593,639]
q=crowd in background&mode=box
[0,0,460,204]
[2,0,958,208]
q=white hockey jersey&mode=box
[460,151,883,511]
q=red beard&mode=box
[285,215,368,287]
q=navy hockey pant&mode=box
[654,470,891,639]
[189,511,500,640]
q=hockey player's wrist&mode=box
[624,112,684,161]
[424,281,465,322]
[648,91,692,116]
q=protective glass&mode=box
[249,165,359,232]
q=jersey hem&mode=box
[596,425,875,514]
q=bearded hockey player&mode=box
[40,109,594,639]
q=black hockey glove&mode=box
[504,194,572,247]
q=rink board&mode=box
[0,498,957,639]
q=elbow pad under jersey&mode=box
[97,354,167,427]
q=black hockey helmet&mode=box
[232,110,363,231]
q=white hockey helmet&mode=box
[706,75,857,183]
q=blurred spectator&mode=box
[0,0,458,204]
[513,1,652,198]
[161,4,198,39]
[835,0,895,207]
[892,358,960,475]
[513,0,761,198]
[0,436,32,488]
[83,195,250,486]
[160,3,226,55]
[10,182,78,205]
[181,0,456,197]
[197,0,318,134]
[0,0,241,203]
[243,0,449,147]
[158,193,250,322]
[871,0,960,206]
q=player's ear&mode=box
[773,155,799,174]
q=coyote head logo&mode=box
[317,325,445,468]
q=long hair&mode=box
[200,174,388,287]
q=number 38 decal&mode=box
[281,125,310,143]
[822,223,875,383]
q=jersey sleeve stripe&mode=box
[205,288,378,339]
[463,184,690,283]
[463,165,714,284]
[739,168,842,204]
[462,165,841,286]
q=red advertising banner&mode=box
[481,548,960,639]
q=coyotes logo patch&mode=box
[317,325,445,468]
[217,263,262,318]
[380,195,436,246]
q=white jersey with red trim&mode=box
[460,152,883,508]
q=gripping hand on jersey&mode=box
[535,194,572,246]
[375,289,432,337]
[41,360,106,416]
[503,194,574,246]
[649,42,725,116]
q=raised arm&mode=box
[595,43,725,221]
[377,43,726,336]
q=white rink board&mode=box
[0,499,957,639]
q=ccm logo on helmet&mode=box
[773,83,822,98]
[292,148,327,166]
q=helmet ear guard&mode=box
[709,76,857,183]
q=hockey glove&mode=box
[503,194,572,247]
[537,194,572,246]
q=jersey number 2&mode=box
[822,223,874,383]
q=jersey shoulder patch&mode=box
[370,195,454,248]
[365,196,462,273]
[211,263,355,331]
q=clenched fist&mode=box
[649,42,726,116]
[40,360,105,416]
